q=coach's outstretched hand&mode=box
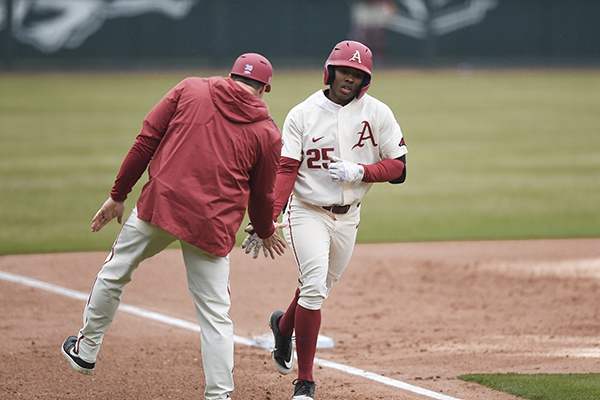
[242,222,287,260]
[92,197,125,232]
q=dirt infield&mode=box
[1,238,600,399]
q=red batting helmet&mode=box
[230,53,273,92]
[323,40,373,99]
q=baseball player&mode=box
[243,40,407,400]
[61,53,286,400]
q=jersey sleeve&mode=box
[280,107,305,161]
[377,103,407,160]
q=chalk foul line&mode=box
[0,270,462,400]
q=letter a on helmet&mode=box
[323,40,373,99]
[349,50,362,64]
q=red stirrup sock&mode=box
[294,305,321,382]
[278,287,300,337]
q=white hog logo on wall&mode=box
[352,0,499,39]
[0,0,197,53]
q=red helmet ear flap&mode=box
[324,65,335,85]
[357,74,372,99]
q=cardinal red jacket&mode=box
[110,77,281,257]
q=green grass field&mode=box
[0,69,599,254]
[1,69,599,398]
[459,373,600,400]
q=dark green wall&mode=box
[2,0,599,69]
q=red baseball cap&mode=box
[230,53,273,92]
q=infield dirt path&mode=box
[1,238,600,399]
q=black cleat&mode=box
[269,310,294,374]
[292,379,316,400]
[61,336,95,375]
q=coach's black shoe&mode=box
[269,310,294,374]
[61,336,95,375]
[292,379,316,400]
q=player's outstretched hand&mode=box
[328,156,364,183]
[92,197,125,232]
[262,222,287,260]
[241,222,287,260]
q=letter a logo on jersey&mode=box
[349,50,362,64]
[352,121,378,149]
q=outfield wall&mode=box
[1,0,599,70]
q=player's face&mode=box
[327,66,365,105]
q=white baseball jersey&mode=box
[281,89,407,206]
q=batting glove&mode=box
[241,225,268,259]
[328,157,364,183]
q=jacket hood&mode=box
[209,77,270,124]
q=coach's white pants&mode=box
[283,198,360,311]
[77,207,233,400]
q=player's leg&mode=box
[325,206,360,296]
[282,201,334,388]
[293,303,321,381]
[180,240,233,400]
[277,287,300,336]
[73,208,176,367]
[282,201,333,312]
[281,206,359,398]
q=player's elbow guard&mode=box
[389,155,407,184]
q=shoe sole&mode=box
[269,311,293,375]
[271,349,293,375]
[61,340,94,376]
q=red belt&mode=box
[322,205,351,214]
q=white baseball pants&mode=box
[76,207,233,400]
[282,198,360,311]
